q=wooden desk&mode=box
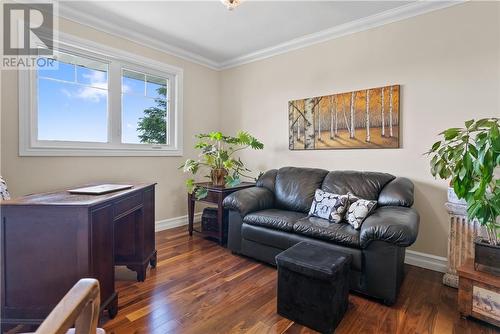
[0,183,156,327]
[188,182,254,245]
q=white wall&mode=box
[220,2,500,257]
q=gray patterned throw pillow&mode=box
[308,189,349,223]
[346,194,377,229]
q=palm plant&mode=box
[181,131,264,199]
[427,118,500,245]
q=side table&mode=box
[188,182,254,245]
[458,259,500,327]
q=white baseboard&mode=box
[155,212,201,232]
[154,217,448,273]
[405,250,447,273]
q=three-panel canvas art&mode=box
[289,85,400,150]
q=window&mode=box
[19,33,183,156]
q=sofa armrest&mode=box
[223,187,274,216]
[360,206,419,248]
[378,177,414,207]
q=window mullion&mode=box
[109,62,122,145]
[168,75,175,147]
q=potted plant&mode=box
[427,118,500,275]
[181,131,264,199]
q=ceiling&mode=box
[58,1,458,69]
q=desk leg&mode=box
[127,264,147,282]
[188,193,195,236]
[150,250,158,268]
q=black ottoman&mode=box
[275,242,351,333]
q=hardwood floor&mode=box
[94,227,499,334]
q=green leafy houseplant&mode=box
[427,118,500,246]
[181,131,264,199]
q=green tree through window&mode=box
[137,86,167,144]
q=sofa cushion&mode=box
[275,167,329,213]
[321,171,395,200]
[240,223,363,271]
[293,217,361,248]
[243,209,307,232]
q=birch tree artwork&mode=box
[365,89,371,142]
[303,98,316,149]
[349,91,355,139]
[288,85,400,150]
[381,87,385,137]
[329,96,334,140]
[288,101,294,149]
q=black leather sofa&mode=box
[223,167,420,305]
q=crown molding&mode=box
[57,2,221,70]
[58,1,465,71]
[218,1,466,69]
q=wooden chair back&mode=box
[35,279,101,334]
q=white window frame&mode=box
[19,31,183,156]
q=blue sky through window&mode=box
[38,78,108,142]
[38,59,108,142]
[37,57,168,144]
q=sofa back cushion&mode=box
[321,171,395,200]
[275,167,328,213]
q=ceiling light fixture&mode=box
[221,0,242,11]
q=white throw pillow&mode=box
[346,194,377,229]
[308,189,349,223]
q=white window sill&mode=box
[19,146,183,157]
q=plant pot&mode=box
[474,237,500,276]
[211,168,227,187]
[447,187,466,205]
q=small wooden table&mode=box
[188,182,254,245]
[458,259,500,327]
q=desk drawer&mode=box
[114,192,142,217]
